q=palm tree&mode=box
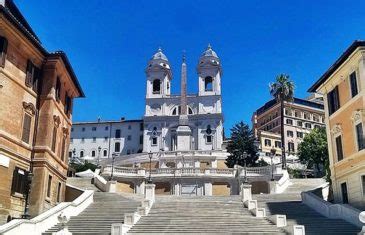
[269,74,294,169]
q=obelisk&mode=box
[176,53,191,151]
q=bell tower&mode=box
[145,48,172,99]
[197,44,222,96]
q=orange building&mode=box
[0,0,84,223]
[309,40,365,209]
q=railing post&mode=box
[241,183,252,203]
[145,184,155,203]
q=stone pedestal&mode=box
[204,182,212,196]
[241,183,252,202]
[107,181,117,193]
[145,184,155,202]
[176,115,191,151]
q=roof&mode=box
[308,40,365,92]
[151,48,168,61]
[256,97,324,116]
[0,1,47,54]
[1,1,85,98]
[73,119,143,125]
[201,44,218,58]
[48,51,85,97]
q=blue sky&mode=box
[16,0,365,133]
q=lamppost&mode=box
[97,146,101,168]
[147,151,153,184]
[110,153,117,181]
[22,171,33,219]
[242,151,248,184]
[72,148,76,165]
[270,147,276,181]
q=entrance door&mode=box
[341,182,348,204]
[181,184,198,196]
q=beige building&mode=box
[309,40,365,209]
[252,97,325,163]
[0,0,84,223]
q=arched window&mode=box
[80,151,84,158]
[206,125,213,144]
[172,106,194,115]
[103,150,107,157]
[152,79,161,94]
[204,76,213,91]
[0,36,8,68]
[91,150,96,157]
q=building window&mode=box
[140,123,144,131]
[297,131,303,138]
[0,36,8,67]
[69,151,72,159]
[204,76,213,91]
[305,123,312,129]
[104,137,108,142]
[91,150,96,157]
[115,142,120,152]
[152,137,157,146]
[297,121,303,127]
[92,137,96,143]
[92,127,97,131]
[64,93,72,114]
[25,60,40,92]
[55,77,61,101]
[51,127,57,152]
[47,175,52,198]
[335,135,344,161]
[328,86,340,115]
[127,149,131,155]
[206,135,212,143]
[140,135,143,145]
[286,119,293,125]
[275,141,281,148]
[128,125,131,130]
[356,123,365,151]
[288,142,295,152]
[105,126,109,131]
[60,137,66,161]
[80,151,84,158]
[81,138,85,143]
[82,127,85,132]
[287,131,294,137]
[350,71,358,98]
[264,139,271,147]
[285,109,292,116]
[152,79,161,94]
[57,182,62,202]
[294,111,300,118]
[362,176,365,196]
[11,167,26,195]
[303,113,311,120]
[127,135,131,141]
[115,129,121,138]
[21,113,32,144]
[71,128,74,132]
[103,150,107,157]
[340,182,348,204]
[314,124,321,129]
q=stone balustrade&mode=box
[101,166,238,179]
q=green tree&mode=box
[297,127,329,179]
[269,74,295,169]
[226,122,258,168]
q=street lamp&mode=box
[270,147,276,181]
[147,151,153,184]
[242,151,248,184]
[72,148,76,164]
[110,153,117,181]
[97,146,101,168]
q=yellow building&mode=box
[309,40,365,209]
[0,0,84,223]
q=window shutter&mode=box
[21,114,32,143]
[0,36,8,68]
[25,60,34,87]
[32,66,41,93]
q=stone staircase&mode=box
[284,178,326,194]
[254,193,358,234]
[67,177,100,191]
[128,196,285,234]
[43,192,141,235]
